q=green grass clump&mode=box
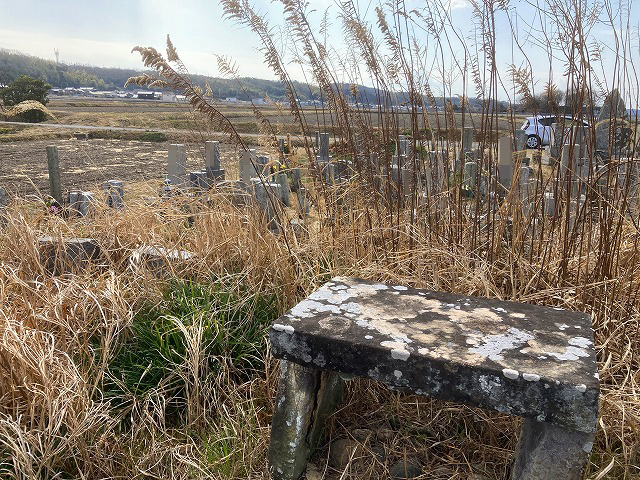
[104,279,279,407]
[139,131,168,142]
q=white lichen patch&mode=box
[575,384,587,393]
[502,368,519,380]
[594,372,599,379]
[468,328,534,361]
[394,370,403,378]
[545,346,590,361]
[582,442,593,453]
[493,307,507,313]
[478,374,501,393]
[393,286,408,291]
[509,312,526,319]
[289,299,341,318]
[522,373,541,382]
[381,341,411,360]
[272,323,295,334]
[365,335,373,340]
[568,337,592,348]
[555,323,570,330]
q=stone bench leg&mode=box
[512,419,595,480]
[268,360,344,480]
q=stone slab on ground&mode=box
[270,277,599,434]
[38,236,101,274]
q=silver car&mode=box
[520,115,590,149]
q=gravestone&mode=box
[461,127,473,158]
[239,149,259,184]
[296,187,310,216]
[102,180,124,209]
[518,166,532,204]
[290,168,302,193]
[68,191,96,217]
[544,192,555,217]
[205,141,225,180]
[463,161,478,193]
[498,136,513,190]
[189,171,211,189]
[515,129,528,151]
[0,187,8,209]
[276,172,291,207]
[257,155,271,176]
[167,144,187,187]
[38,237,101,274]
[251,178,282,233]
[598,89,626,122]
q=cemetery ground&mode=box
[0,101,638,480]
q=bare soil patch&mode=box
[0,138,239,197]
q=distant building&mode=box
[252,98,266,105]
[225,97,239,103]
[136,91,159,100]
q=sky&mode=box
[1,0,639,102]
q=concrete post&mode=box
[268,361,344,480]
[46,146,63,204]
[511,419,595,480]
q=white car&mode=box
[520,115,590,149]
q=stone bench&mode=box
[268,277,599,480]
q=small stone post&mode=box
[46,145,63,205]
[167,144,187,187]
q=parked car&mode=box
[520,115,590,149]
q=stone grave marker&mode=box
[205,141,225,181]
[38,236,101,274]
[101,180,124,209]
[498,136,513,190]
[240,149,258,184]
[167,144,187,187]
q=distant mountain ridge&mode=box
[0,48,321,101]
[0,49,484,108]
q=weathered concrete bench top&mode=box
[270,277,598,434]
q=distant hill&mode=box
[0,49,493,108]
[0,49,321,101]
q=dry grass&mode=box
[2,0,640,478]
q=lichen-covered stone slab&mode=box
[270,277,599,433]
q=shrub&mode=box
[0,75,51,122]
